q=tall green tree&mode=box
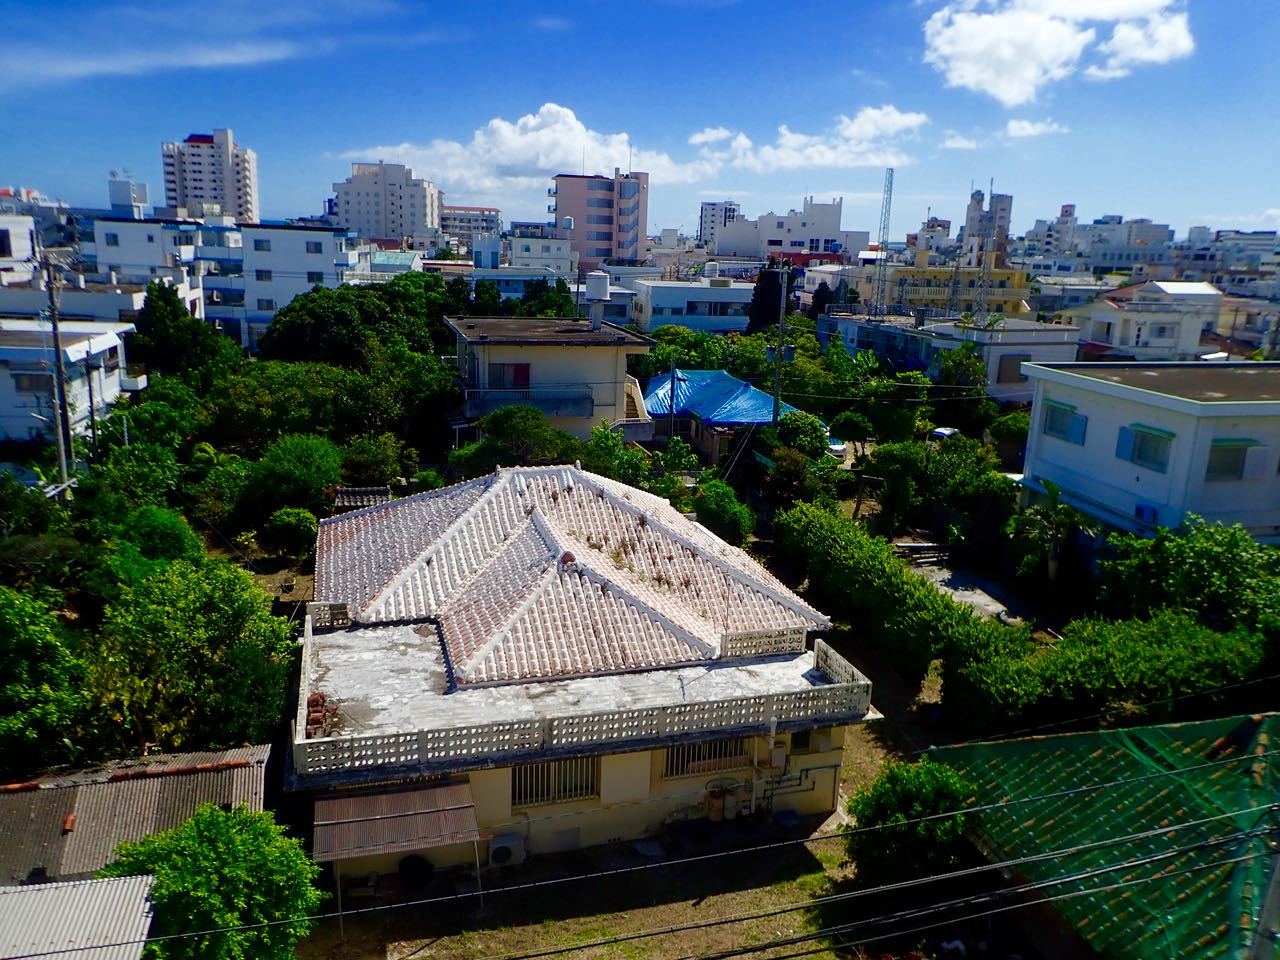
[89,559,293,753]
[695,480,755,545]
[249,434,344,518]
[936,343,998,436]
[130,282,241,390]
[99,804,322,960]
[449,405,581,477]
[777,410,829,459]
[806,280,834,320]
[0,586,85,777]
[746,260,794,334]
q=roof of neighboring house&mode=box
[333,486,393,510]
[313,465,827,686]
[370,251,421,267]
[0,747,269,884]
[0,876,154,960]
[643,369,804,427]
[1025,361,1280,403]
[444,316,651,347]
[1107,280,1222,301]
[934,714,1280,960]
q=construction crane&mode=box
[872,167,893,315]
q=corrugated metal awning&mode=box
[313,782,479,863]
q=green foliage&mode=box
[580,422,650,487]
[90,559,293,753]
[935,343,997,436]
[828,410,872,455]
[130,282,242,391]
[867,441,928,533]
[1100,518,1280,634]
[189,456,252,530]
[93,443,181,509]
[412,468,447,492]
[846,760,975,882]
[806,280,834,320]
[1007,480,1097,579]
[260,508,318,559]
[988,411,1031,446]
[0,586,84,777]
[695,479,755,545]
[516,277,577,318]
[449,405,581,478]
[766,446,838,507]
[654,436,700,474]
[99,804,322,960]
[945,609,1267,733]
[746,261,794,334]
[775,502,1012,682]
[122,507,204,565]
[249,434,344,518]
[342,433,412,487]
[862,372,931,442]
[777,410,828,460]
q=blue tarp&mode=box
[643,369,806,427]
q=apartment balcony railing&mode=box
[464,387,594,418]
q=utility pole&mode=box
[668,362,677,442]
[771,263,788,425]
[43,255,72,490]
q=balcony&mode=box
[465,388,594,418]
[121,363,148,392]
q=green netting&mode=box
[933,714,1279,959]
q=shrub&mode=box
[695,480,755,545]
[988,411,1030,446]
[260,508,319,559]
[846,760,975,883]
[122,506,204,564]
[777,410,829,460]
[412,468,447,492]
[342,433,412,487]
[249,434,343,518]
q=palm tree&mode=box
[1007,480,1098,584]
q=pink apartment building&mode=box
[549,168,649,269]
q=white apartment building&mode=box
[441,205,501,243]
[714,197,869,259]
[961,189,1013,267]
[0,214,37,284]
[0,319,146,442]
[630,273,755,335]
[332,162,440,240]
[161,129,259,223]
[509,234,576,275]
[1064,280,1221,361]
[1022,362,1280,542]
[698,200,740,249]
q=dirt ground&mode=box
[294,625,946,960]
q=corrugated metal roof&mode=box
[0,747,269,882]
[0,875,153,960]
[313,782,478,862]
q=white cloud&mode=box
[531,15,573,31]
[942,133,979,149]
[923,0,1195,106]
[688,126,733,145]
[1004,118,1069,137]
[344,102,931,207]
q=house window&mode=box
[146,234,155,243]
[104,232,119,247]
[256,298,276,310]
[306,271,324,284]
[1116,425,1173,473]
[1206,440,1267,481]
[255,269,272,281]
[511,756,599,806]
[488,362,530,389]
[103,346,121,372]
[996,354,1032,384]
[664,738,750,778]
[253,238,271,251]
[13,373,49,393]
[306,241,323,254]
[1042,402,1087,444]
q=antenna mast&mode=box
[872,167,894,315]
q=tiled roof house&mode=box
[294,465,875,873]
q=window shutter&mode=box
[1244,445,1270,478]
[1115,427,1135,461]
[1067,414,1088,445]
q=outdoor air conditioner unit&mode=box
[1134,503,1159,525]
[488,834,526,868]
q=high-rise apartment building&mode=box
[698,200,740,248]
[550,168,649,269]
[962,189,1013,267]
[332,162,440,240]
[161,128,259,222]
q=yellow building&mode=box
[296,465,875,886]
[803,259,1033,317]
[446,315,653,440]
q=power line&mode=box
[482,804,1276,960]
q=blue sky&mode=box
[3,0,1277,239]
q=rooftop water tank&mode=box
[585,270,610,302]
[704,260,719,279]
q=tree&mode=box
[746,260,793,334]
[98,804,322,960]
[695,480,755,545]
[121,506,204,565]
[90,559,293,753]
[130,282,241,390]
[342,433,412,487]
[860,373,931,442]
[449,405,581,478]
[936,344,997,436]
[988,410,1030,449]
[0,586,84,777]
[654,436,700,474]
[828,410,873,458]
[845,760,975,883]
[806,280,834,320]
[260,508,318,559]
[777,410,829,460]
[249,434,344,518]
[580,422,649,487]
[92,443,181,509]
[867,441,929,533]
[1007,480,1097,583]
[471,278,504,315]
[516,277,577,318]
[190,456,252,530]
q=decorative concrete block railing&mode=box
[294,639,872,777]
[722,628,808,658]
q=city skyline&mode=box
[3,0,1277,237]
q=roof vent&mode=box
[560,551,576,567]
